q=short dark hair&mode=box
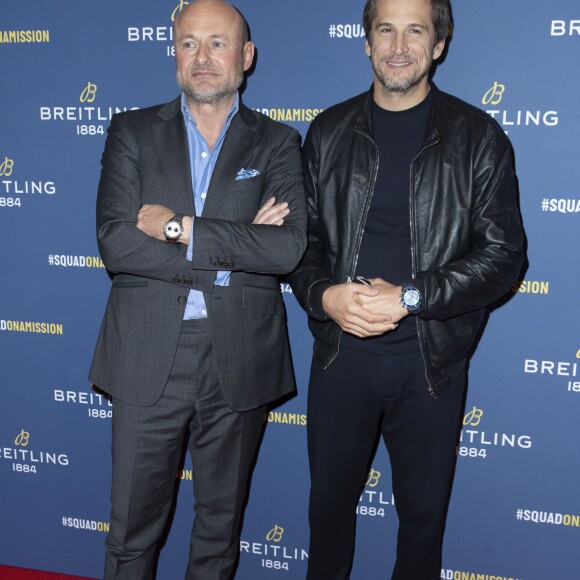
[363,0,452,44]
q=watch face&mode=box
[404,289,420,307]
[164,220,182,240]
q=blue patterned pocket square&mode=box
[235,168,261,180]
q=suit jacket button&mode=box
[227,262,234,268]
[213,261,221,267]
[177,296,187,304]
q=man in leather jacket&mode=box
[287,0,524,578]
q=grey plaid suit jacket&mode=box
[89,97,307,411]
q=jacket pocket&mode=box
[242,285,284,315]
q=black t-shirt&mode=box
[341,91,432,354]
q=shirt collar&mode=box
[180,92,239,129]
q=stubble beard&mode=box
[176,62,244,105]
[373,57,428,95]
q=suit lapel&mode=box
[202,106,260,218]
[153,97,195,216]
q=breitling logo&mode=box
[0,157,14,176]
[15,429,30,447]
[365,468,381,487]
[265,525,284,543]
[80,82,97,103]
[481,83,558,129]
[39,84,138,124]
[463,406,484,427]
[482,82,505,106]
[459,407,532,451]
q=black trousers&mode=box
[104,319,266,580]
[306,347,466,580]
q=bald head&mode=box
[173,0,254,109]
[174,0,249,45]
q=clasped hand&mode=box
[322,278,408,338]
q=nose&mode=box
[195,43,210,65]
[391,32,408,55]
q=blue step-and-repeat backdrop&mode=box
[1,1,579,579]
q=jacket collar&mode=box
[354,83,441,147]
[202,101,261,216]
[153,94,261,218]
[155,93,258,129]
[152,97,194,215]
[156,95,181,121]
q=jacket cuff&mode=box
[309,279,333,320]
[412,276,426,316]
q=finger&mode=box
[261,203,289,217]
[253,197,276,220]
[253,199,283,224]
[342,321,397,337]
[366,277,392,286]
[263,202,288,214]
[337,309,392,335]
[260,213,287,226]
[254,205,289,225]
[350,304,392,324]
[351,284,380,297]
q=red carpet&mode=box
[0,567,94,580]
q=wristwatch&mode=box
[163,214,184,243]
[400,281,422,315]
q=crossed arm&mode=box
[97,113,306,288]
[136,196,290,244]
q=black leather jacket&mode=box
[288,86,524,397]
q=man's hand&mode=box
[252,197,290,225]
[136,204,192,244]
[322,283,398,338]
[356,278,409,324]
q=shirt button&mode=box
[201,192,207,199]
[201,152,208,158]
[201,309,207,316]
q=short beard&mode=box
[372,60,427,95]
[176,65,243,106]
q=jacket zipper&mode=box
[323,128,380,369]
[410,137,440,398]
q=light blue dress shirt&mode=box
[181,92,238,319]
